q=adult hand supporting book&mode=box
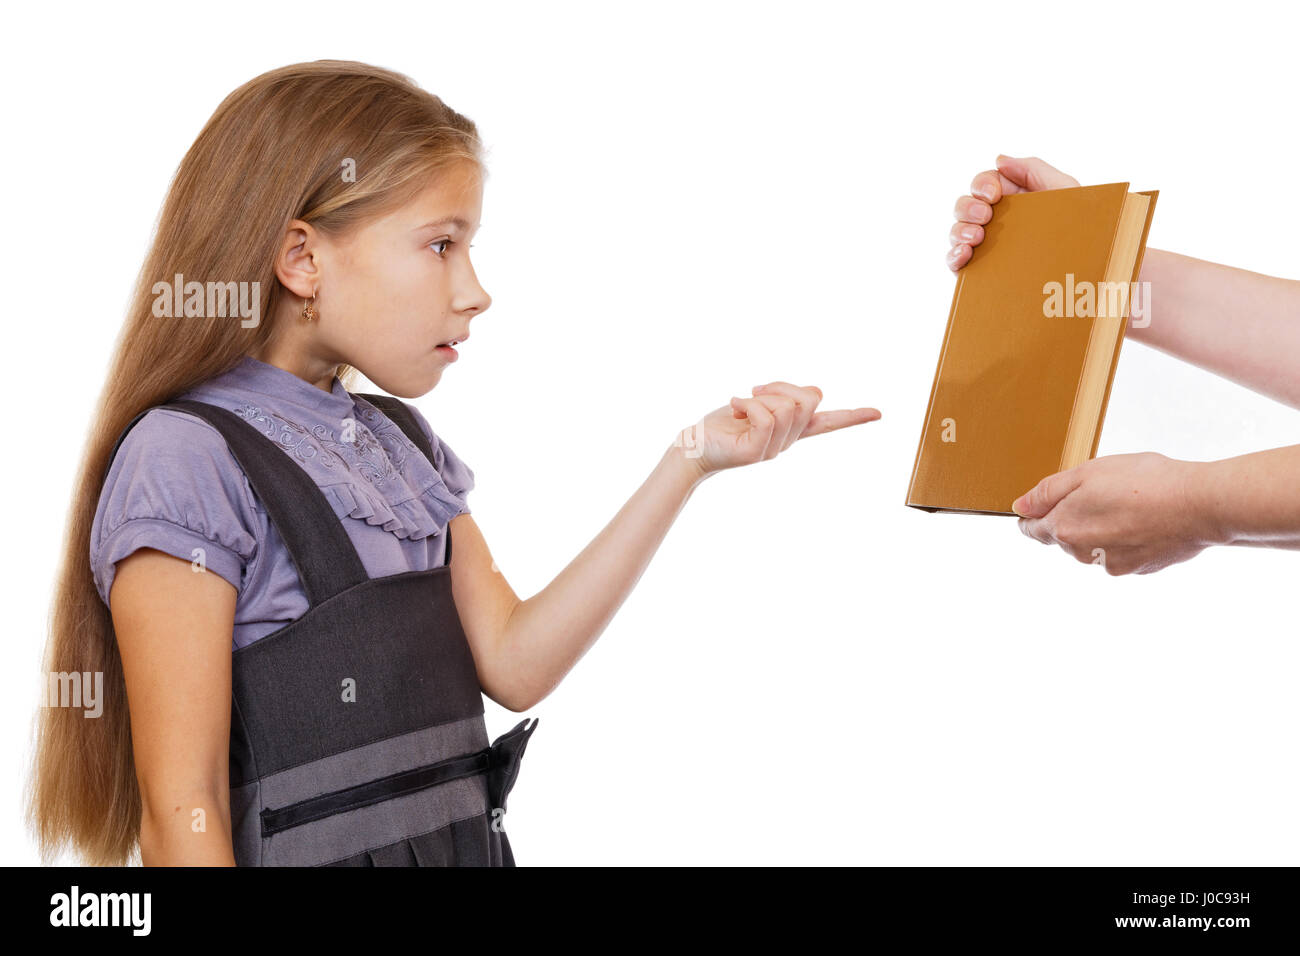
[931,154,1300,575]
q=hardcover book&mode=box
[907,181,1158,514]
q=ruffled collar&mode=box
[177,355,465,543]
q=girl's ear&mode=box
[274,218,323,299]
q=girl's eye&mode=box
[429,240,475,258]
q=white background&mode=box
[4,0,1298,865]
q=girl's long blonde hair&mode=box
[28,60,485,865]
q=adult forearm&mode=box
[1129,248,1300,408]
[494,443,707,710]
[1191,444,1300,550]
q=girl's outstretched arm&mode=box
[449,382,880,711]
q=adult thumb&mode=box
[995,154,1080,192]
[1011,468,1083,518]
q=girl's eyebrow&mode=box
[415,216,479,232]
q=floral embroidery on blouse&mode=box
[157,355,475,544]
[231,402,423,489]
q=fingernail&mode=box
[960,226,976,240]
[974,186,994,201]
[752,385,764,392]
[1011,497,1026,516]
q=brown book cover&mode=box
[907,182,1158,515]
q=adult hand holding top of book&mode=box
[929,154,1300,575]
[947,155,1081,273]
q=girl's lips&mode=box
[435,344,459,361]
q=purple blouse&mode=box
[89,355,475,650]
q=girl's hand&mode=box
[674,382,880,478]
[1011,452,1219,575]
[948,155,1080,272]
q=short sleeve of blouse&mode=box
[405,403,476,509]
[90,408,261,610]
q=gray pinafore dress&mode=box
[106,392,538,866]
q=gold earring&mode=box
[302,290,317,322]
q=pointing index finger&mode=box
[799,407,881,438]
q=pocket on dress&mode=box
[260,748,492,837]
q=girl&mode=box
[949,154,1300,574]
[28,60,879,866]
